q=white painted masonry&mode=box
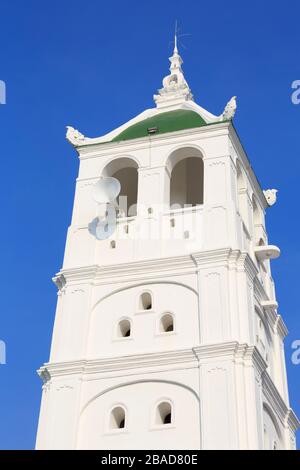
[36,41,299,450]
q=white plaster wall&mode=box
[78,380,200,450]
[87,282,199,358]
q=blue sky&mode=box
[0,0,299,449]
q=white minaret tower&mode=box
[36,38,299,450]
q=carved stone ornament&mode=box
[222,96,237,120]
[66,126,85,146]
[263,189,278,207]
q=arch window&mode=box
[159,313,174,333]
[155,401,173,425]
[117,319,131,338]
[139,292,152,311]
[109,406,126,430]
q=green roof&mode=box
[111,109,207,143]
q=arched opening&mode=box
[255,308,273,375]
[160,313,174,333]
[253,195,264,245]
[117,319,131,338]
[155,401,172,425]
[102,157,138,217]
[263,405,282,450]
[109,406,126,430]
[167,147,204,209]
[253,197,262,226]
[256,309,268,360]
[236,161,247,224]
[139,292,152,311]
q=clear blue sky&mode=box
[0,0,299,450]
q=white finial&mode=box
[154,25,193,109]
[222,96,237,120]
[174,20,178,53]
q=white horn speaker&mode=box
[92,177,121,204]
[89,177,121,240]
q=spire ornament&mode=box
[154,29,193,109]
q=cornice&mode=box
[260,302,278,329]
[193,341,243,361]
[286,409,300,432]
[38,349,198,379]
[57,248,256,287]
[52,273,66,291]
[250,346,268,375]
[58,255,197,287]
[253,276,271,303]
[38,367,51,384]
[95,255,196,282]
[77,122,231,160]
[262,371,299,430]
[38,343,268,379]
[275,315,289,339]
[54,265,98,285]
[191,247,234,269]
[242,253,259,281]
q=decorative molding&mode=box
[38,342,269,380]
[262,371,299,430]
[52,273,66,291]
[222,96,237,120]
[56,385,74,392]
[37,341,299,435]
[58,249,252,286]
[77,121,232,158]
[70,288,85,295]
[66,126,85,146]
[56,249,261,289]
[285,409,300,433]
[263,189,278,207]
[37,366,51,384]
[207,366,227,373]
[38,349,198,379]
[208,160,226,167]
[242,253,258,281]
[275,315,288,339]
